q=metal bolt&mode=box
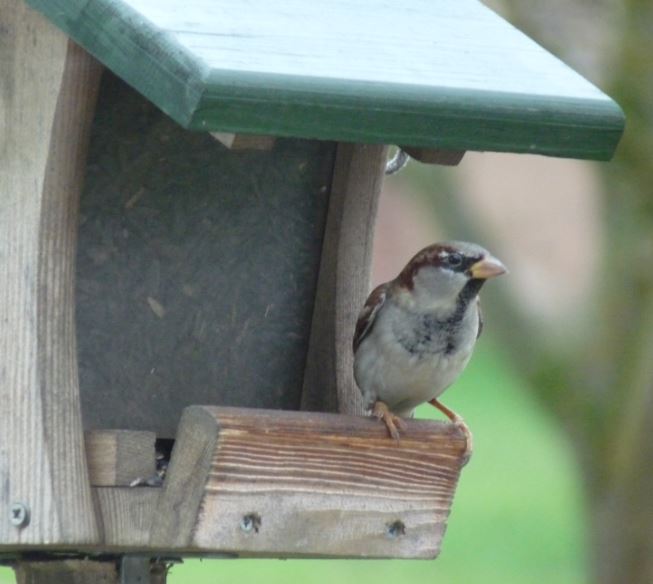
[10,503,30,528]
[385,148,410,175]
[240,513,261,534]
[386,520,406,539]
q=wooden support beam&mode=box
[401,147,466,166]
[0,1,102,546]
[210,132,276,150]
[120,557,169,584]
[301,143,387,415]
[86,431,156,487]
[14,560,117,584]
[151,406,465,558]
[94,488,160,546]
[13,558,169,584]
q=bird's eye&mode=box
[446,253,463,268]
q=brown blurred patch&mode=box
[372,152,602,328]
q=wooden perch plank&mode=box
[86,431,156,486]
[402,147,466,166]
[0,1,102,546]
[94,488,160,546]
[152,406,465,558]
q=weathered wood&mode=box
[120,557,168,584]
[210,132,276,150]
[12,557,168,584]
[402,147,466,166]
[95,488,160,546]
[86,431,156,486]
[0,2,102,545]
[28,0,624,159]
[149,408,220,547]
[77,73,336,436]
[152,406,465,558]
[14,560,117,584]
[302,144,387,415]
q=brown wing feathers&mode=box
[352,283,388,353]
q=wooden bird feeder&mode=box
[0,0,623,581]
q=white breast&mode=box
[354,300,478,417]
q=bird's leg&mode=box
[372,400,407,441]
[428,398,473,465]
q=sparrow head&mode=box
[393,241,507,312]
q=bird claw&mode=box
[372,401,406,441]
[428,398,473,466]
[453,418,473,467]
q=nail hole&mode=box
[386,520,406,538]
[240,513,261,534]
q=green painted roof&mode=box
[29,0,624,160]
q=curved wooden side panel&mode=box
[0,2,102,545]
[301,143,388,415]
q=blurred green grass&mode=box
[0,338,586,583]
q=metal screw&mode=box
[386,520,406,539]
[10,503,30,528]
[240,513,261,534]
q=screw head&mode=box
[386,520,406,539]
[240,513,261,534]
[10,503,30,528]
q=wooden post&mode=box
[301,143,388,415]
[0,0,101,546]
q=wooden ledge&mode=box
[210,132,276,150]
[401,147,466,166]
[151,406,466,558]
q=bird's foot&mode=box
[428,398,473,466]
[372,400,407,441]
[453,418,473,467]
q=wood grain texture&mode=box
[149,407,219,547]
[402,147,465,166]
[0,2,102,545]
[14,561,117,584]
[27,0,624,159]
[94,488,159,546]
[120,557,168,584]
[302,144,386,415]
[86,431,156,486]
[153,406,465,558]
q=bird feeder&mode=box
[0,0,623,582]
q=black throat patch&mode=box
[396,278,484,357]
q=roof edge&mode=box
[28,0,208,127]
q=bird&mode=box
[353,241,507,459]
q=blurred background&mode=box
[2,1,648,583]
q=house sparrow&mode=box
[353,241,507,459]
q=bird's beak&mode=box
[469,256,508,279]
